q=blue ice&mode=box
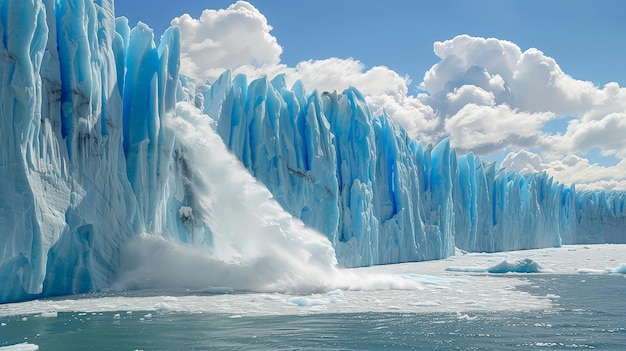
[0,0,624,303]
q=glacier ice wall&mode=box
[0,0,625,303]
[197,72,457,266]
[0,0,339,303]
[567,190,626,244]
[192,71,624,267]
[0,0,140,302]
[0,0,198,303]
[452,159,567,252]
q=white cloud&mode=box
[171,3,626,190]
[510,48,596,114]
[172,1,281,80]
[444,104,552,155]
[543,113,626,159]
[417,35,626,189]
[422,35,599,115]
[502,150,626,191]
[500,150,544,174]
[446,85,495,114]
[424,35,521,95]
[170,2,439,141]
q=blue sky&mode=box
[116,0,626,89]
[115,1,626,190]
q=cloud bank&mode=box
[170,1,626,190]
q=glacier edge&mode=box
[0,0,625,303]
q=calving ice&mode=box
[0,0,625,303]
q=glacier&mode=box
[0,0,625,303]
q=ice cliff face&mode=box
[192,72,625,266]
[0,0,190,303]
[568,190,626,244]
[193,72,457,266]
[0,0,139,302]
[0,0,624,303]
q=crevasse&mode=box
[0,0,624,303]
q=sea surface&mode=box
[1,274,624,350]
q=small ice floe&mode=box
[576,268,605,274]
[0,343,39,351]
[608,263,626,274]
[456,312,477,320]
[446,258,545,274]
[197,286,234,294]
[326,289,344,297]
[154,302,173,312]
[287,289,346,308]
[487,258,544,273]
[401,274,468,285]
[577,263,626,274]
[288,297,328,307]
[444,266,489,273]
[408,300,442,307]
[38,311,58,318]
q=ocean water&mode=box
[1,274,624,350]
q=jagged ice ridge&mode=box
[0,0,625,303]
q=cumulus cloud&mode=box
[172,1,282,79]
[170,3,626,190]
[170,2,439,141]
[422,35,598,115]
[543,113,626,158]
[417,35,626,189]
[423,36,521,95]
[444,104,553,155]
[502,150,626,191]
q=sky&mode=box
[115,1,626,190]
